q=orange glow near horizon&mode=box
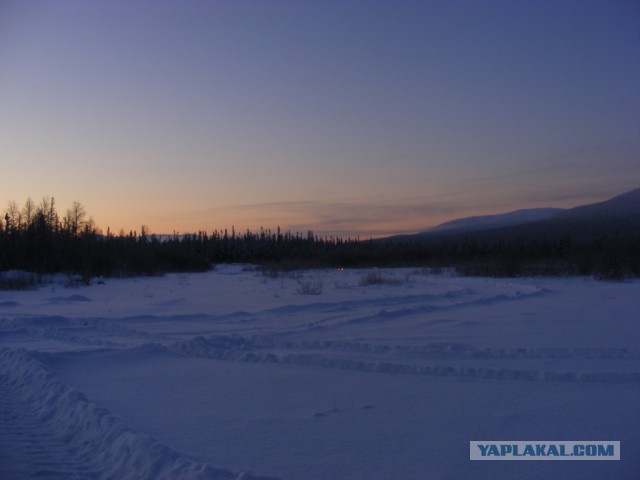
[1,187,622,240]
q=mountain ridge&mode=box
[387,187,640,243]
[422,208,565,236]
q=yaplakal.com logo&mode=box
[470,441,620,460]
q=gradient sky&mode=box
[1,0,639,237]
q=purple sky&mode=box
[1,0,639,237]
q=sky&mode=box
[1,0,639,238]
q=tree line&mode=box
[1,197,638,285]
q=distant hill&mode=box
[388,187,640,243]
[553,187,640,221]
[516,187,640,242]
[422,208,565,236]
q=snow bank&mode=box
[0,348,280,480]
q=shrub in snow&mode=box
[359,270,402,286]
[296,279,323,295]
[0,270,37,290]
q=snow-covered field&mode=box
[1,265,638,479]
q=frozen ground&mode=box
[1,265,638,479]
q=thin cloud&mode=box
[150,196,467,237]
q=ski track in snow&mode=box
[0,265,639,479]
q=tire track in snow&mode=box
[0,316,172,349]
[323,289,549,329]
[170,335,640,385]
